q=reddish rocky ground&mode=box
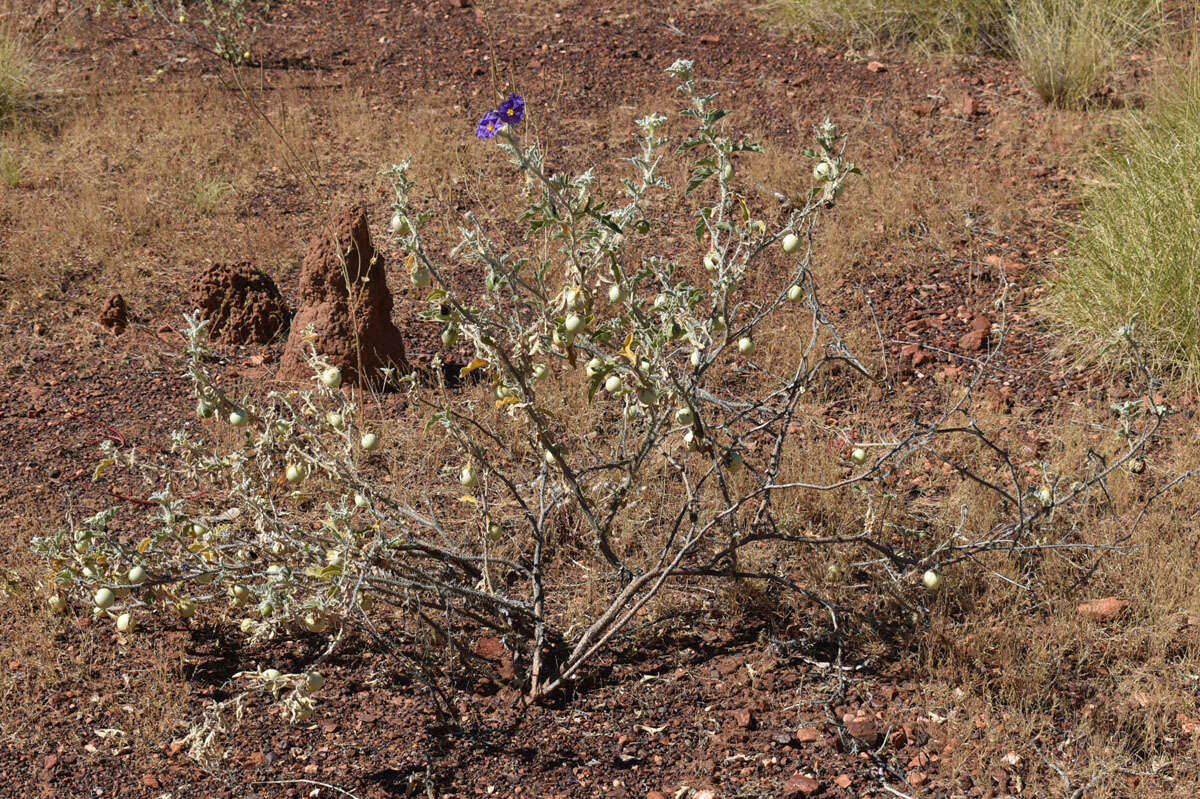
[2,1,1190,798]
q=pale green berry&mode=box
[543,449,557,465]
[176,599,196,618]
[48,594,67,614]
[320,366,342,389]
[239,618,254,634]
[326,411,345,430]
[922,570,942,591]
[608,284,628,304]
[675,407,694,426]
[586,357,606,378]
[604,375,623,393]
[228,409,248,427]
[354,493,370,508]
[262,668,281,682]
[411,266,432,287]
[94,588,115,609]
[116,612,135,633]
[360,432,380,451]
[441,326,460,347]
[787,284,803,302]
[781,233,800,253]
[531,363,548,381]
[703,249,720,273]
[737,337,755,356]
[127,566,147,585]
[851,448,867,465]
[723,449,744,472]
[460,463,479,488]
[286,463,306,484]
[564,314,584,335]
[303,671,324,692]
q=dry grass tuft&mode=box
[763,0,1010,55]
[1047,58,1200,378]
[1008,0,1161,108]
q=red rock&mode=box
[782,774,821,797]
[699,34,720,45]
[962,94,976,116]
[647,792,667,799]
[834,774,852,788]
[279,205,411,386]
[732,708,755,729]
[795,726,822,743]
[958,329,987,352]
[906,770,928,786]
[142,774,160,789]
[42,755,57,770]
[845,712,880,745]
[1077,597,1130,622]
[867,61,887,73]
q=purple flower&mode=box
[497,93,525,126]
[476,110,502,139]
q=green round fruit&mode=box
[360,432,380,451]
[787,284,803,303]
[737,337,755,356]
[228,409,249,427]
[320,366,342,389]
[922,570,942,591]
[781,233,800,254]
[94,588,115,609]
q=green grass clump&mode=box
[0,23,34,121]
[1048,63,1200,378]
[765,0,1010,55]
[1008,0,1160,109]
[768,0,1161,107]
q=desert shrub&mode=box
[765,0,1010,54]
[1008,0,1161,108]
[97,1,265,66]
[1048,61,1200,376]
[36,63,1164,751]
